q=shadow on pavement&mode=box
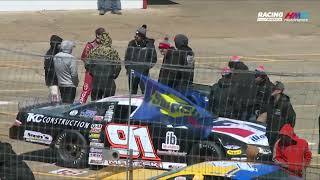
[148,0,179,5]
[19,148,57,164]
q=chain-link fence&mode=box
[0,45,319,180]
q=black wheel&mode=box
[54,130,88,168]
[188,141,224,165]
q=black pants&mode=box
[91,87,116,101]
[59,87,76,104]
[128,69,149,95]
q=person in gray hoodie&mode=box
[54,40,79,104]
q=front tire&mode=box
[54,130,88,168]
[188,141,224,165]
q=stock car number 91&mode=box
[105,124,160,161]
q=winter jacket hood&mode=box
[174,34,189,49]
[49,35,63,49]
[228,61,249,70]
[60,40,76,53]
[88,32,120,62]
[100,32,112,47]
[280,124,297,140]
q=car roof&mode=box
[97,95,144,106]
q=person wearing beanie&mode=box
[254,65,275,112]
[228,55,249,70]
[172,34,195,90]
[124,24,157,94]
[273,124,312,177]
[98,0,121,15]
[85,32,121,100]
[79,27,110,104]
[257,81,296,150]
[53,40,79,104]
[44,35,63,103]
[208,67,237,118]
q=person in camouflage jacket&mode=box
[85,32,121,101]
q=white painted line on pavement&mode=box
[0,101,9,105]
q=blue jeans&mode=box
[97,0,120,11]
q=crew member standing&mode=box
[79,28,106,103]
[54,40,79,104]
[257,81,296,149]
[44,35,63,102]
[124,25,157,94]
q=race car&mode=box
[149,160,302,180]
[9,94,271,169]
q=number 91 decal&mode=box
[105,124,160,161]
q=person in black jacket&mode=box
[157,37,179,88]
[124,25,157,94]
[229,60,256,120]
[257,81,296,150]
[254,65,275,115]
[172,34,195,90]
[44,35,63,102]
[86,32,121,101]
[208,67,238,118]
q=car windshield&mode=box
[252,169,302,180]
[38,103,77,113]
[148,166,188,180]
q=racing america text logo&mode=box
[162,131,180,151]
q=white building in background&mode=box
[0,0,147,11]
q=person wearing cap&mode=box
[228,55,249,70]
[124,25,157,94]
[157,36,178,87]
[273,124,312,177]
[85,32,121,100]
[44,35,63,103]
[172,34,195,90]
[254,65,275,115]
[257,81,296,150]
[79,28,109,104]
[53,40,79,104]
[98,0,121,15]
[208,67,237,118]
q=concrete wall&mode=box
[0,0,144,11]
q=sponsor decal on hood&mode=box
[26,113,91,129]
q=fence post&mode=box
[126,70,134,180]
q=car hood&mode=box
[212,117,269,146]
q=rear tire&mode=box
[188,141,224,165]
[54,130,88,168]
